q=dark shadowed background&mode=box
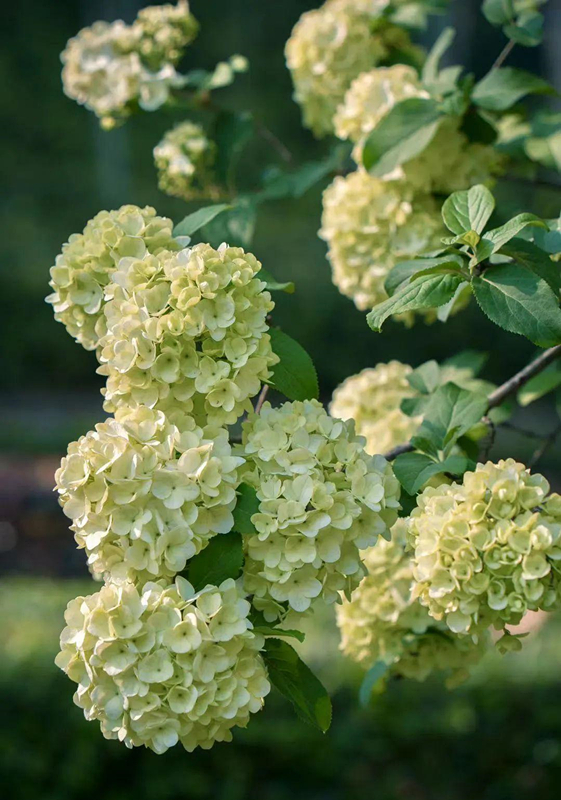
[1,1,561,798]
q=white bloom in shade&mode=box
[154,122,220,201]
[54,405,244,583]
[55,578,270,753]
[46,205,178,351]
[337,521,489,685]
[98,242,278,428]
[240,399,401,619]
[320,170,443,312]
[61,2,197,128]
[408,460,561,637]
[285,0,421,138]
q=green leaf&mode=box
[422,27,455,88]
[202,196,257,249]
[504,12,544,47]
[232,483,260,536]
[259,268,295,294]
[411,382,489,454]
[186,531,244,591]
[460,109,498,145]
[407,360,441,394]
[517,363,561,406]
[500,238,561,296]
[173,204,231,237]
[442,185,495,236]
[362,98,442,175]
[384,255,466,296]
[253,626,306,643]
[472,67,554,112]
[263,639,332,733]
[367,273,464,332]
[258,146,349,201]
[443,350,488,376]
[393,452,470,494]
[436,281,471,322]
[473,264,561,347]
[359,662,389,707]
[482,0,515,26]
[269,328,319,401]
[474,214,547,263]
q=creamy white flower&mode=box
[154,122,220,201]
[55,578,270,753]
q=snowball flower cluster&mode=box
[55,578,270,753]
[285,0,418,137]
[330,362,418,455]
[55,405,244,583]
[154,122,220,201]
[320,170,443,311]
[46,205,178,351]
[98,242,278,427]
[337,522,488,685]
[61,2,198,128]
[239,400,401,618]
[409,460,561,636]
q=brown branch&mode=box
[492,38,516,71]
[384,345,561,461]
[256,123,293,164]
[255,384,270,413]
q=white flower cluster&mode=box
[154,121,220,201]
[240,400,401,618]
[56,578,270,753]
[409,460,561,636]
[55,405,244,584]
[98,242,278,428]
[337,522,488,685]
[61,2,198,128]
[320,170,443,311]
[46,205,178,351]
[285,0,419,137]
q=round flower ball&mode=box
[239,399,401,619]
[46,205,178,351]
[98,242,278,428]
[55,405,244,583]
[285,0,419,138]
[135,1,199,67]
[154,122,220,201]
[409,459,561,637]
[55,578,270,753]
[320,170,443,311]
[337,521,488,685]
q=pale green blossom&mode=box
[46,205,177,351]
[55,405,244,583]
[154,122,220,201]
[55,578,270,753]
[240,399,401,618]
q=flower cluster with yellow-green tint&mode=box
[154,122,220,201]
[239,399,401,619]
[337,521,488,685]
[55,405,244,584]
[46,205,178,351]
[61,1,198,128]
[98,242,278,428]
[409,459,561,636]
[55,578,270,753]
[285,0,420,138]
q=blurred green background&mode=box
[1,1,561,797]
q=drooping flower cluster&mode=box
[154,122,220,201]
[98,242,278,427]
[46,205,178,351]
[239,400,401,618]
[320,170,443,310]
[55,578,270,753]
[55,405,244,584]
[285,0,420,138]
[409,460,561,636]
[337,521,488,685]
[61,1,198,128]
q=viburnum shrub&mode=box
[49,0,560,752]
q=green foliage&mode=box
[384,255,467,296]
[410,382,488,457]
[258,146,350,202]
[442,185,495,236]
[173,204,231,238]
[500,238,561,295]
[367,273,465,332]
[185,531,244,591]
[252,626,306,643]
[263,639,332,733]
[482,0,546,46]
[473,214,546,264]
[421,27,458,95]
[393,452,471,494]
[259,268,295,294]
[472,67,554,112]
[362,98,442,175]
[358,661,388,707]
[518,361,561,406]
[232,483,260,536]
[269,328,319,401]
[201,195,257,249]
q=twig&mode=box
[256,123,293,164]
[529,423,561,468]
[255,384,270,413]
[492,38,516,71]
[383,345,561,461]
